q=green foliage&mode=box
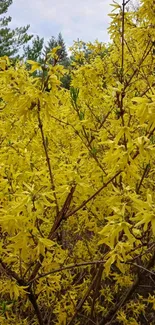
[23,32,71,89]
[0,0,12,15]
[44,32,69,66]
[0,0,33,57]
[0,0,155,324]
[23,35,44,62]
[44,33,71,89]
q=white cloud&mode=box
[8,0,121,47]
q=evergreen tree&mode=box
[44,33,71,89]
[23,31,71,89]
[23,35,44,62]
[0,0,33,57]
[44,32,69,66]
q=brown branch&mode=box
[136,164,151,193]
[99,110,112,129]
[127,262,155,276]
[25,127,39,148]
[99,251,155,325]
[140,82,155,97]
[28,255,44,284]
[67,265,103,325]
[121,0,125,85]
[28,185,76,283]
[50,109,108,176]
[28,260,105,284]
[85,102,100,125]
[119,0,128,150]
[103,277,140,325]
[90,265,104,321]
[66,170,121,218]
[124,0,131,5]
[0,258,43,325]
[37,99,59,214]
[128,243,155,262]
[27,288,44,325]
[124,41,153,91]
[78,313,96,325]
[48,184,76,239]
[81,125,107,175]
[46,113,107,196]
[0,258,25,285]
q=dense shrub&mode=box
[0,1,155,324]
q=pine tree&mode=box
[23,35,44,62]
[44,32,71,89]
[0,0,33,57]
[44,32,69,66]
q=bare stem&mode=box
[37,99,59,214]
[67,265,103,325]
[28,259,105,284]
[66,170,121,217]
[0,259,43,325]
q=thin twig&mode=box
[66,170,121,218]
[28,259,105,284]
[0,258,43,325]
[67,265,103,325]
[37,99,59,214]
[136,164,151,193]
[127,262,155,276]
[28,185,76,283]
[124,41,153,91]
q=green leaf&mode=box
[79,111,85,120]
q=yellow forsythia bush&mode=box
[0,0,155,324]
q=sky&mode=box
[7,0,121,49]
